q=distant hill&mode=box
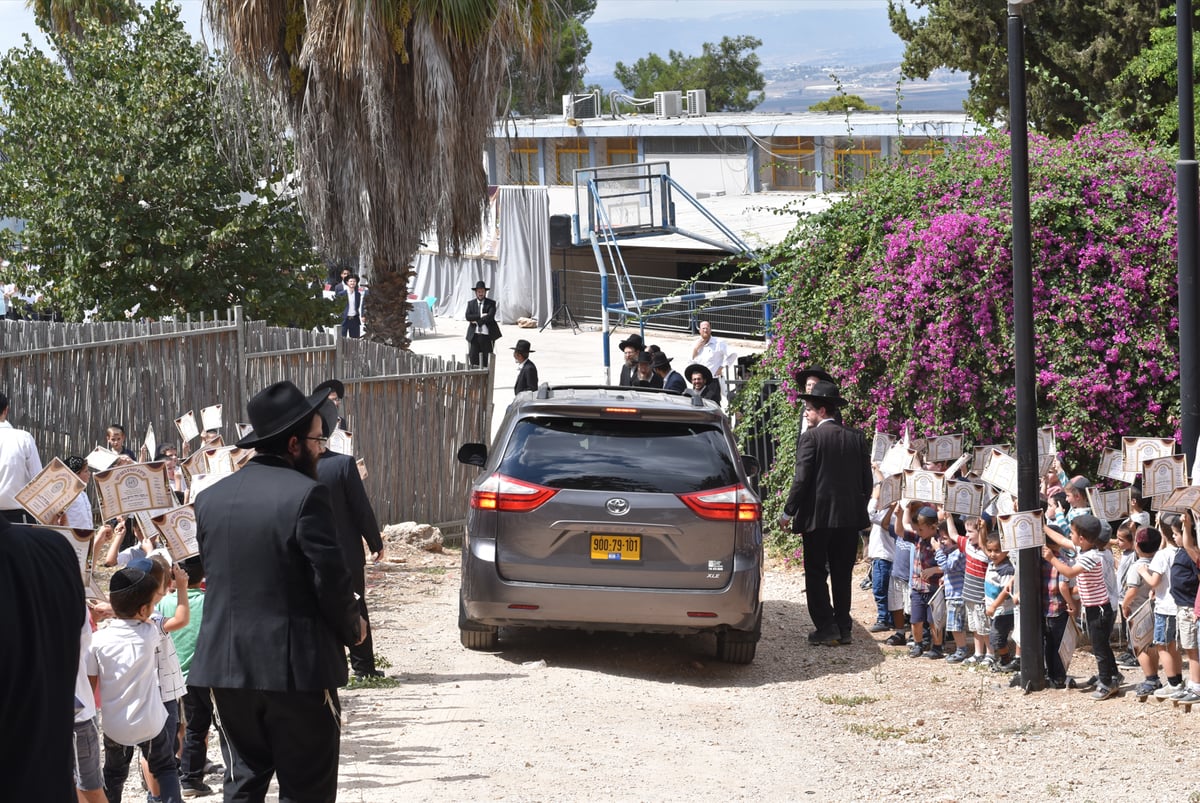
[584,7,969,113]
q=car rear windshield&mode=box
[497,415,739,493]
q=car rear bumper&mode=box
[461,537,763,633]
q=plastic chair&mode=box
[425,296,437,332]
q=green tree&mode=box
[507,0,595,116]
[887,0,1168,137]
[0,0,328,325]
[1105,10,1200,147]
[207,0,555,346]
[614,35,765,112]
[808,94,881,112]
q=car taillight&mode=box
[677,485,761,522]
[470,474,558,512]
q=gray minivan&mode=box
[456,385,764,663]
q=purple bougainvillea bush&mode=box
[743,127,1178,541]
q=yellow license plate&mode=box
[590,534,641,561]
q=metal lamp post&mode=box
[1178,1,1199,475]
[1007,0,1045,693]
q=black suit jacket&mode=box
[514,359,539,394]
[619,363,637,387]
[465,297,502,343]
[316,452,382,571]
[783,418,872,534]
[190,454,361,692]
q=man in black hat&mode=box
[778,379,872,647]
[511,339,539,394]
[650,352,686,393]
[313,378,348,431]
[632,351,662,388]
[465,280,502,367]
[794,366,841,430]
[684,363,721,403]
[190,380,365,801]
[617,333,645,386]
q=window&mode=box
[499,417,738,493]
[832,137,880,190]
[555,139,590,185]
[505,138,539,184]
[606,137,639,166]
[643,136,745,155]
[759,137,815,191]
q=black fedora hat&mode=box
[472,280,489,291]
[237,381,331,448]
[794,365,834,386]
[312,378,345,399]
[618,333,645,351]
[636,351,654,365]
[649,352,673,371]
[683,363,713,383]
[798,379,848,409]
[510,339,534,355]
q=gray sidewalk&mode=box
[407,316,764,437]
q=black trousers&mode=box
[801,527,859,634]
[180,685,216,783]
[348,564,376,674]
[211,687,341,803]
[340,314,361,338]
[468,333,494,367]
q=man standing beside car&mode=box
[778,380,871,647]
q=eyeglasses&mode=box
[305,436,329,447]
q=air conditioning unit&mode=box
[654,90,683,119]
[562,91,601,120]
[686,89,707,117]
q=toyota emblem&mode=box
[605,497,631,516]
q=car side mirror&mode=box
[457,443,488,467]
[740,454,760,479]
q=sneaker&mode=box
[869,621,892,633]
[1135,679,1162,697]
[1174,688,1200,705]
[1044,676,1067,690]
[945,648,971,664]
[960,654,980,667]
[1000,656,1020,673]
[884,631,907,647]
[925,645,945,660]
[1116,652,1139,668]
[1154,682,1185,700]
[1075,674,1098,691]
[180,780,213,799]
[1091,684,1119,701]
[979,655,997,671]
[908,644,924,658]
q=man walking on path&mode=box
[191,381,366,802]
[0,391,43,523]
[778,380,872,647]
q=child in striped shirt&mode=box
[1044,514,1119,700]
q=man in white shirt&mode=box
[338,275,365,338]
[690,320,730,378]
[0,392,43,523]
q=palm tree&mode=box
[29,0,135,42]
[204,0,556,346]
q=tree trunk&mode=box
[366,262,413,349]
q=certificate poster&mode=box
[878,442,916,477]
[175,410,200,443]
[1087,488,1130,521]
[903,469,945,504]
[205,447,236,477]
[16,458,86,525]
[152,504,199,561]
[143,423,157,465]
[356,458,368,480]
[94,461,174,520]
[876,473,903,508]
[997,509,1045,552]
[200,404,223,432]
[1160,486,1200,514]
[1142,455,1187,497]
[235,422,253,440]
[980,449,1019,496]
[1037,426,1057,457]
[944,479,985,517]
[1098,448,1137,484]
[1122,436,1176,474]
[86,572,108,603]
[871,431,896,464]
[328,429,354,457]
[927,434,963,464]
[970,444,1011,477]
[45,526,93,581]
[85,446,120,472]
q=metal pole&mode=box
[1178,1,1199,473]
[1008,1,1045,693]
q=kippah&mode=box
[110,567,149,594]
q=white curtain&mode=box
[411,186,552,326]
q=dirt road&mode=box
[326,541,1200,803]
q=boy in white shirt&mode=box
[1141,524,1185,699]
[86,562,182,803]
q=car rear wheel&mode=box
[459,598,499,651]
[715,604,762,664]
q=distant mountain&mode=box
[584,8,969,113]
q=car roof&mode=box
[508,384,724,422]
